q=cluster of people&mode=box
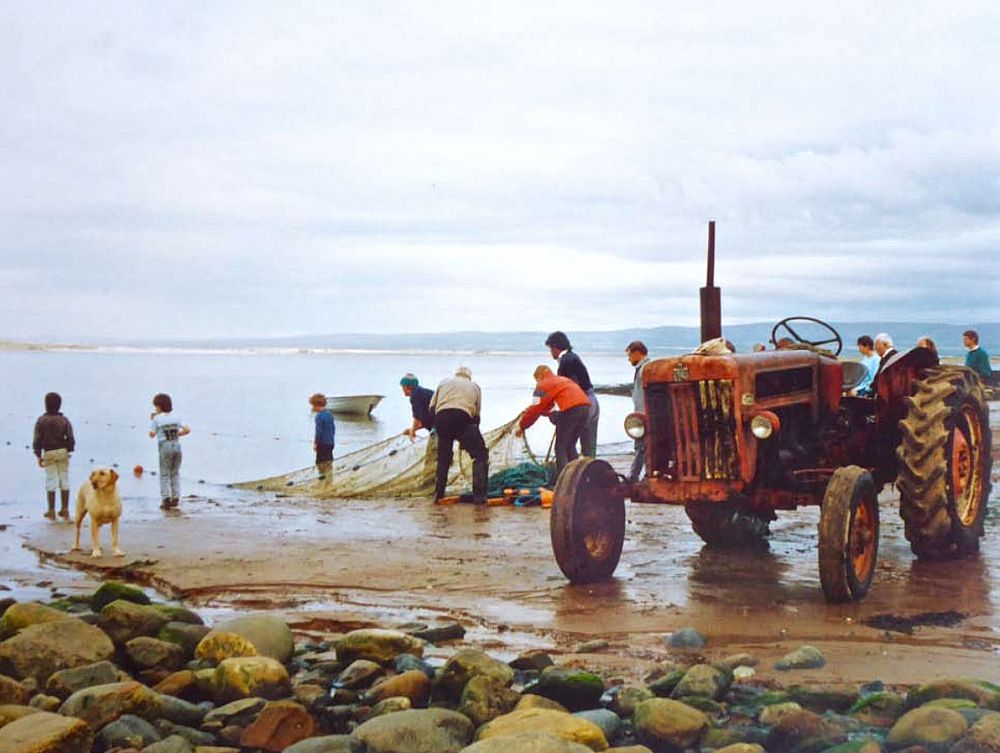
[32,392,190,519]
[849,329,994,397]
[396,331,611,504]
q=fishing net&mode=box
[234,417,541,499]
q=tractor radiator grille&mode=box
[645,379,740,481]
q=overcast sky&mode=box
[1,1,998,340]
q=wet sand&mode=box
[13,401,1000,687]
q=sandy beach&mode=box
[8,398,999,691]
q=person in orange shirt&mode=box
[515,365,591,476]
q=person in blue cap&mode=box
[400,373,434,441]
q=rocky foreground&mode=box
[1,584,999,753]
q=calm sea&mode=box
[0,349,637,509]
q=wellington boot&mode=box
[59,489,70,520]
[471,458,489,504]
[45,491,56,520]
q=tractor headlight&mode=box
[624,413,646,439]
[751,414,774,439]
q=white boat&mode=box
[326,394,383,416]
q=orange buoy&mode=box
[133,465,144,476]
[539,488,554,508]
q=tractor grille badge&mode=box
[673,363,689,381]
[742,392,755,407]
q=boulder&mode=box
[0,602,71,640]
[96,713,162,750]
[787,683,860,714]
[711,745,766,753]
[437,649,514,702]
[524,667,605,712]
[0,619,114,683]
[475,708,608,751]
[633,698,707,751]
[29,695,61,712]
[0,709,93,752]
[157,623,211,658]
[370,697,411,716]
[509,650,555,673]
[46,661,123,700]
[716,654,760,671]
[202,698,267,726]
[0,704,40,728]
[126,637,186,672]
[149,605,203,625]
[951,711,1000,753]
[283,735,362,753]
[334,660,384,689]
[516,695,569,713]
[458,675,520,726]
[143,735,196,753]
[0,676,29,706]
[758,701,803,726]
[905,678,1000,710]
[210,656,290,702]
[646,670,685,698]
[90,582,151,612]
[671,664,731,702]
[607,686,654,718]
[849,691,906,728]
[196,615,293,664]
[97,601,170,645]
[766,706,850,752]
[774,645,826,671]
[887,705,969,749]
[152,671,199,700]
[351,708,473,753]
[665,628,705,649]
[59,681,164,729]
[239,700,315,752]
[573,709,621,743]
[462,732,595,752]
[335,629,424,666]
[367,670,431,707]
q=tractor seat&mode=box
[841,360,869,392]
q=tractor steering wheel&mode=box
[770,317,843,356]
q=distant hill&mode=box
[150,321,999,358]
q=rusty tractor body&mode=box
[550,225,992,602]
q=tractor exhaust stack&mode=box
[700,220,722,342]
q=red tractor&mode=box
[551,225,992,602]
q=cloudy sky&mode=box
[2,1,998,340]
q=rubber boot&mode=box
[59,489,70,520]
[472,458,489,504]
[45,491,56,520]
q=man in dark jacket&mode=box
[400,373,434,440]
[545,331,599,457]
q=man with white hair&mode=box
[871,332,898,386]
[429,366,488,503]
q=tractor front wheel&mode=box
[684,501,771,546]
[551,458,625,583]
[896,367,992,559]
[818,466,879,603]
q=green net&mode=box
[234,417,539,499]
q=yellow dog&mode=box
[72,468,124,557]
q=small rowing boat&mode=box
[326,394,384,416]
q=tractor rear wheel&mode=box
[551,458,625,583]
[896,367,992,559]
[684,501,771,546]
[818,466,879,602]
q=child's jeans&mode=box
[43,448,70,492]
[158,441,182,500]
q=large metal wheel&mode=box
[896,367,992,559]
[818,466,879,603]
[551,458,625,583]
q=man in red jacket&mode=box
[515,365,591,476]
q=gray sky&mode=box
[2,1,998,340]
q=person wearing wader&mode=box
[149,393,190,510]
[428,366,488,503]
[626,340,650,483]
[32,392,75,520]
[545,331,600,457]
[515,365,591,476]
